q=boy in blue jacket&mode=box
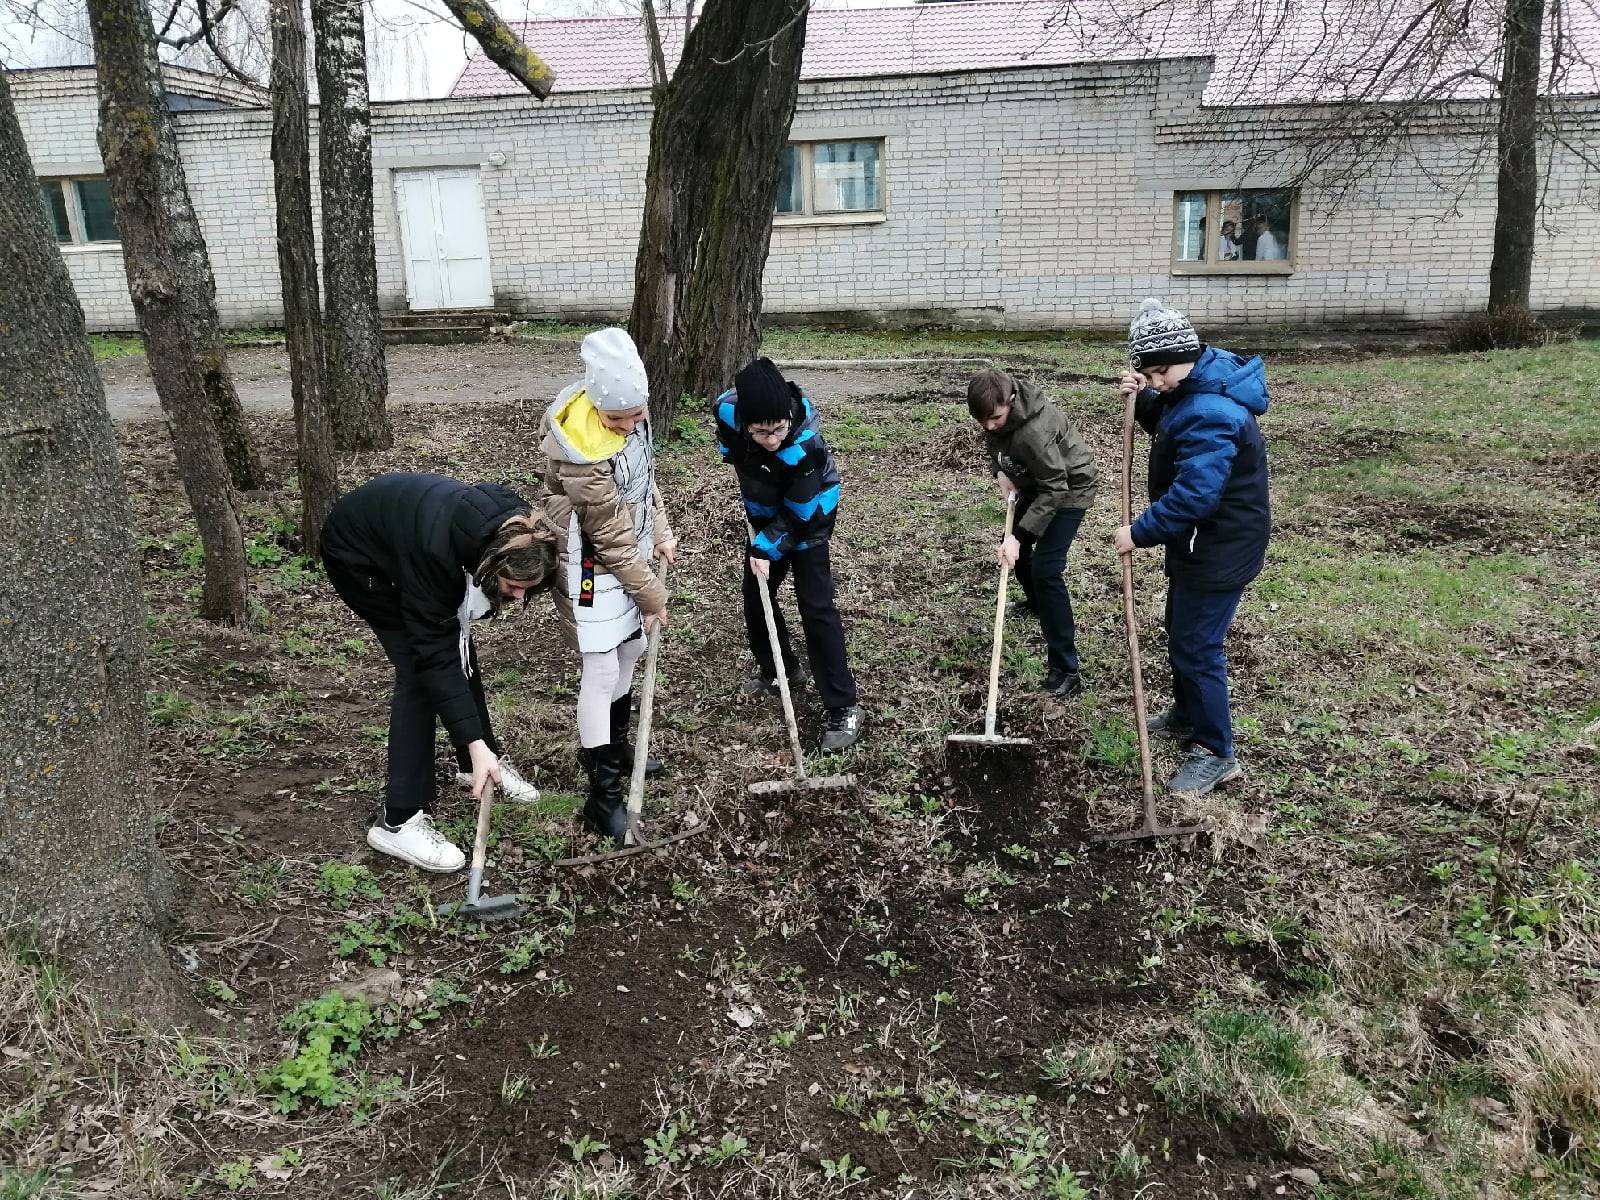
[715,358,866,752]
[1114,299,1271,798]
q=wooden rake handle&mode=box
[983,494,1018,738]
[748,526,809,781]
[1120,389,1158,817]
[465,778,497,905]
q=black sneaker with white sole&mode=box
[820,704,866,752]
[1040,669,1084,697]
[1145,707,1195,740]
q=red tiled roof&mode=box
[448,0,1600,104]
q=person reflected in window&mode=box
[1218,220,1242,261]
[1255,219,1287,260]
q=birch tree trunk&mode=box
[272,0,339,553]
[312,0,392,451]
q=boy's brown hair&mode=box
[966,369,1015,421]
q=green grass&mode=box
[89,333,143,360]
[1278,337,1600,447]
[758,325,1125,375]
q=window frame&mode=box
[40,176,122,248]
[774,138,888,227]
[1169,188,1297,276]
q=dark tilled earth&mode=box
[107,359,1599,1198]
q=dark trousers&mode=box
[1015,503,1085,675]
[1164,581,1245,759]
[742,543,858,711]
[325,555,498,825]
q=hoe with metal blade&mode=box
[439,779,523,921]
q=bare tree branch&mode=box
[438,0,555,98]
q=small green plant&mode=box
[245,537,285,567]
[861,1107,893,1136]
[316,862,383,911]
[235,860,287,906]
[564,1134,608,1162]
[644,1115,694,1167]
[256,992,375,1113]
[670,877,700,903]
[501,1071,530,1103]
[214,1156,252,1191]
[704,1133,749,1166]
[499,932,555,974]
[865,949,916,977]
[528,1034,561,1060]
[769,1027,799,1048]
[147,689,196,725]
[1045,1167,1091,1199]
[820,1153,867,1184]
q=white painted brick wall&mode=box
[9,62,1598,332]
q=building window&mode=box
[777,139,884,218]
[1171,188,1293,272]
[40,177,120,246]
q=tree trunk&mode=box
[90,0,262,492]
[0,72,192,1026]
[272,0,339,555]
[312,0,392,452]
[88,0,252,624]
[1486,0,1545,311]
[628,0,808,430]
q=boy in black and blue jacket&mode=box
[1115,299,1271,798]
[714,358,865,752]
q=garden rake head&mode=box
[438,780,523,922]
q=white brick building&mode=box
[9,10,1600,334]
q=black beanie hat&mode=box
[734,357,797,426]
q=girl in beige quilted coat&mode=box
[541,328,676,844]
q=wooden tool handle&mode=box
[465,778,497,903]
[748,526,809,780]
[983,495,1017,738]
[1120,389,1158,815]
[626,560,667,838]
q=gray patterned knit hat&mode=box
[1128,298,1202,370]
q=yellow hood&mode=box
[544,386,626,465]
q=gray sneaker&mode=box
[820,705,866,752]
[741,665,808,696]
[1167,747,1242,797]
[1146,707,1195,740]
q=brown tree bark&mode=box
[88,0,252,624]
[0,72,192,1026]
[439,0,556,98]
[628,0,808,429]
[272,0,339,555]
[1487,0,1545,311]
[311,0,392,452]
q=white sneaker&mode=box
[455,759,541,804]
[366,812,466,873]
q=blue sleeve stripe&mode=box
[716,398,738,429]
[784,483,840,520]
[752,529,786,556]
[744,498,778,518]
[776,443,807,466]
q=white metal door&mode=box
[394,168,494,310]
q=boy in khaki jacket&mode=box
[969,369,1099,696]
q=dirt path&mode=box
[100,340,948,422]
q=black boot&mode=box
[578,743,629,846]
[610,693,663,776]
